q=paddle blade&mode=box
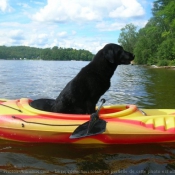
[70,119,107,139]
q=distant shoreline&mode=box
[150,65,175,70]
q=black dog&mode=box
[52,43,134,114]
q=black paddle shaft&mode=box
[87,99,106,133]
[96,99,106,114]
[70,98,107,139]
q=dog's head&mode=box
[102,43,134,65]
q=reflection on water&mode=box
[108,65,153,107]
[0,60,175,174]
[108,65,175,109]
[1,140,175,175]
[145,68,175,108]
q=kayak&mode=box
[0,98,175,144]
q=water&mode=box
[0,60,175,174]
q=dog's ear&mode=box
[103,49,114,63]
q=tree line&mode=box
[0,45,94,61]
[118,0,175,66]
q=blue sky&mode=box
[0,0,154,53]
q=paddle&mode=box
[70,99,107,139]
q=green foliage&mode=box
[157,59,169,66]
[169,60,175,66]
[157,38,175,60]
[0,46,41,60]
[118,23,138,53]
[0,46,94,61]
[119,0,175,66]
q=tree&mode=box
[41,48,52,60]
[157,38,175,60]
[0,46,94,61]
[118,23,138,53]
[125,0,175,66]
[152,0,175,61]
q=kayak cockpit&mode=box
[28,98,139,118]
[0,98,142,119]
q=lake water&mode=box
[0,60,175,174]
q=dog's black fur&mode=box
[52,43,134,114]
[30,98,55,112]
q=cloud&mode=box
[0,28,25,46]
[96,19,148,31]
[50,36,107,54]
[17,3,30,9]
[96,21,127,31]
[0,0,151,54]
[0,0,12,12]
[24,33,49,47]
[109,0,144,18]
[57,31,67,38]
[31,0,145,23]
[31,0,101,22]
[9,29,24,40]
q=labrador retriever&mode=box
[52,43,134,114]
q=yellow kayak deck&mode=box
[0,98,175,144]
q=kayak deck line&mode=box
[0,103,22,113]
[12,115,80,127]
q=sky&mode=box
[0,0,154,53]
